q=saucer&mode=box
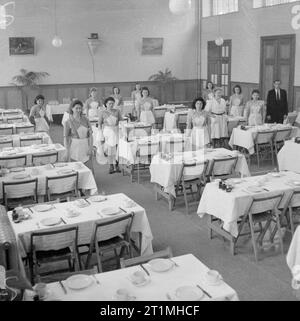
[130,275,151,287]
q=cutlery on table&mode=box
[140,264,150,276]
[59,281,67,294]
[28,207,33,214]
[60,218,67,225]
[85,198,91,205]
[197,284,212,298]
[119,207,127,214]
[166,293,173,301]
[92,275,100,285]
[169,258,179,267]
[262,188,270,192]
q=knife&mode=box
[60,218,67,225]
[140,264,150,276]
[119,207,127,214]
[197,284,212,298]
[59,281,67,294]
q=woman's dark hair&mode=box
[141,87,150,96]
[233,85,242,94]
[104,97,115,107]
[191,97,206,110]
[112,86,120,94]
[206,81,214,90]
[34,95,45,104]
[251,89,260,99]
[69,99,83,114]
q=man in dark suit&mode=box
[266,80,288,124]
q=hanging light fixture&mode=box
[215,15,224,46]
[0,2,15,30]
[52,0,62,47]
[169,0,192,15]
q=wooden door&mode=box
[207,40,231,99]
[260,35,295,110]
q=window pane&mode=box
[203,0,238,17]
[253,0,298,8]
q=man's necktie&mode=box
[276,90,280,101]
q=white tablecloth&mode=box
[46,104,70,122]
[197,171,300,237]
[25,254,238,301]
[0,143,66,167]
[0,132,52,148]
[278,140,300,173]
[119,133,192,165]
[9,193,152,258]
[0,108,23,116]
[229,124,299,155]
[287,227,300,273]
[150,148,250,197]
[0,161,97,199]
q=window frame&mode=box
[202,0,239,18]
[253,0,299,9]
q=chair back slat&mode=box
[210,157,238,177]
[182,161,207,182]
[7,117,23,124]
[250,194,283,215]
[273,129,292,143]
[3,179,37,199]
[153,108,167,119]
[94,214,133,242]
[15,126,34,134]
[288,190,300,208]
[255,131,274,144]
[0,127,13,136]
[32,152,58,166]
[0,155,27,168]
[163,139,185,154]
[46,172,78,195]
[0,140,13,149]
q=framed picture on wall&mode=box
[142,37,163,55]
[9,37,35,55]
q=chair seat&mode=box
[97,236,130,253]
[36,247,71,261]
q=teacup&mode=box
[206,270,223,285]
[35,282,48,299]
[115,288,131,301]
[131,271,146,285]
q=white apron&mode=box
[35,109,49,132]
[70,125,90,163]
[230,105,243,117]
[191,114,210,148]
[101,114,119,157]
[89,101,99,118]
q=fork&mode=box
[92,275,100,285]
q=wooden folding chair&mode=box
[233,193,284,261]
[7,117,24,124]
[0,139,13,150]
[0,126,14,136]
[20,137,43,147]
[15,125,35,134]
[0,155,27,168]
[84,213,134,272]
[32,151,58,166]
[273,128,292,158]
[208,156,238,181]
[254,131,275,168]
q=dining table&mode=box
[0,161,98,200]
[8,193,153,260]
[24,254,238,301]
[0,143,66,167]
[150,148,250,199]
[278,139,300,173]
[0,108,23,116]
[0,132,52,148]
[46,103,70,122]
[197,171,300,251]
[229,123,299,155]
[0,114,28,123]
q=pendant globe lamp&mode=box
[0,2,15,30]
[169,0,192,15]
[215,15,224,46]
[52,0,62,47]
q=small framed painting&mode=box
[142,37,163,55]
[9,37,35,55]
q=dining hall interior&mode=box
[0,0,300,302]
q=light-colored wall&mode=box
[200,0,300,85]
[0,0,197,87]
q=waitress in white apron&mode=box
[64,100,93,164]
[84,87,103,119]
[229,85,244,117]
[136,87,156,126]
[29,95,50,133]
[98,97,122,174]
[131,83,142,108]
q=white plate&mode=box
[89,195,107,202]
[40,217,62,226]
[175,286,204,301]
[148,259,174,272]
[247,186,264,193]
[66,275,93,290]
[75,199,89,208]
[101,207,121,216]
[10,167,24,172]
[66,210,81,218]
[271,173,281,177]
[130,276,151,287]
[12,173,30,180]
[33,204,54,212]
[292,181,300,186]
[54,163,67,167]
[57,169,74,175]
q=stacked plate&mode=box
[40,217,62,226]
[100,207,121,216]
[12,173,30,180]
[65,275,93,290]
[148,259,174,272]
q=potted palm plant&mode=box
[11,69,50,112]
[148,68,177,104]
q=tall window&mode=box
[202,0,239,17]
[253,0,298,8]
